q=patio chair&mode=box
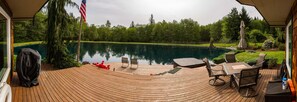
[273,60,286,81]
[252,53,266,69]
[130,58,138,69]
[203,58,226,86]
[252,53,266,78]
[225,52,236,63]
[121,57,129,68]
[231,67,260,97]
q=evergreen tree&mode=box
[240,7,251,29]
[222,8,241,42]
[130,21,135,28]
[106,20,111,27]
[149,14,155,25]
[46,0,79,68]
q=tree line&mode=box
[11,7,284,46]
[8,4,286,68]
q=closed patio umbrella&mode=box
[238,20,247,49]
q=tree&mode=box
[130,21,135,28]
[126,27,137,41]
[84,24,98,40]
[14,21,30,42]
[46,0,79,68]
[222,8,241,42]
[248,29,266,43]
[149,14,155,25]
[200,25,210,42]
[210,20,222,41]
[106,20,111,28]
[250,19,265,31]
[240,7,251,29]
[14,11,47,42]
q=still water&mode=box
[14,43,230,65]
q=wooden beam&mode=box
[0,0,12,17]
[8,20,13,84]
[292,0,297,99]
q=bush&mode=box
[233,50,244,54]
[246,58,257,65]
[267,58,277,68]
[13,55,17,71]
[212,50,243,64]
[212,54,225,64]
[278,43,285,51]
[248,29,266,43]
[262,39,274,50]
[53,54,80,68]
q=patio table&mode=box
[223,62,253,75]
[223,62,253,87]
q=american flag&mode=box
[79,0,87,22]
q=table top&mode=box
[223,62,252,75]
[173,58,205,67]
[266,81,291,95]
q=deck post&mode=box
[8,21,13,83]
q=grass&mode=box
[82,41,216,47]
[14,41,42,47]
[213,50,285,64]
[82,41,262,48]
[236,51,285,64]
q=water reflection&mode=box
[14,43,230,65]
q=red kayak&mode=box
[93,61,110,70]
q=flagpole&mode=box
[77,17,83,62]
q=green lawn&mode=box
[82,41,262,48]
[14,41,42,47]
[236,51,285,64]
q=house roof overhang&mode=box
[3,0,48,20]
[236,0,295,27]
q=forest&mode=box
[12,7,285,47]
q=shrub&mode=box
[267,58,277,68]
[53,54,80,68]
[233,50,244,54]
[262,39,274,50]
[246,58,257,65]
[12,55,17,72]
[212,50,243,64]
[278,43,285,51]
[212,54,225,64]
[248,29,266,43]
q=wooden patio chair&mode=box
[121,57,129,68]
[231,67,260,97]
[203,58,226,86]
[225,52,236,63]
[130,58,138,69]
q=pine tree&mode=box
[149,14,155,25]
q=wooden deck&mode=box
[11,63,277,102]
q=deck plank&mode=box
[11,64,276,102]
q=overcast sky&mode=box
[66,0,263,27]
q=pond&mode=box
[14,43,230,65]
